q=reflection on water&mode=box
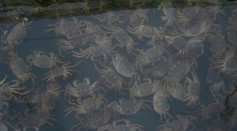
[0,0,237,131]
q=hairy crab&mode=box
[0,75,30,101]
[43,62,80,82]
[106,98,150,115]
[64,78,100,101]
[1,18,31,51]
[64,93,107,117]
[8,51,36,85]
[16,110,55,131]
[26,50,62,69]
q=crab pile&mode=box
[0,1,237,131]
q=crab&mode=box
[16,109,55,131]
[106,98,151,115]
[112,53,139,80]
[102,25,138,55]
[208,80,226,103]
[164,80,188,102]
[144,57,170,78]
[183,71,200,106]
[64,93,107,117]
[72,44,114,62]
[98,119,144,131]
[70,108,111,131]
[207,118,229,131]
[57,39,75,56]
[129,78,159,98]
[213,47,237,75]
[181,20,210,38]
[159,0,176,27]
[94,62,126,93]
[135,44,168,71]
[57,35,86,56]
[157,115,195,131]
[17,88,41,104]
[39,82,62,113]
[8,51,36,85]
[128,9,148,28]
[208,31,226,58]
[0,75,31,100]
[153,87,173,121]
[127,24,163,42]
[64,78,101,101]
[180,38,204,58]
[174,7,199,25]
[45,17,80,39]
[167,59,195,82]
[26,50,62,69]
[43,62,80,82]
[199,102,224,120]
[1,18,31,51]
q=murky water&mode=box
[0,0,237,131]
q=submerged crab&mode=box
[208,31,226,58]
[128,9,148,28]
[129,78,160,98]
[144,58,170,78]
[213,47,237,75]
[94,62,126,93]
[98,119,144,131]
[181,20,210,38]
[8,51,36,85]
[43,62,80,82]
[167,59,194,82]
[112,53,139,80]
[0,75,30,100]
[72,44,114,62]
[183,71,200,106]
[157,115,195,131]
[1,18,31,51]
[64,93,107,117]
[106,98,150,115]
[102,26,138,55]
[199,102,224,120]
[208,80,226,102]
[64,78,100,101]
[16,109,55,131]
[26,50,62,69]
[165,80,188,102]
[57,39,78,56]
[39,82,62,113]
[127,24,163,41]
[45,17,80,39]
[70,108,112,131]
[207,118,229,131]
[153,88,173,121]
[135,44,167,71]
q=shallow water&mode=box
[0,0,237,131]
